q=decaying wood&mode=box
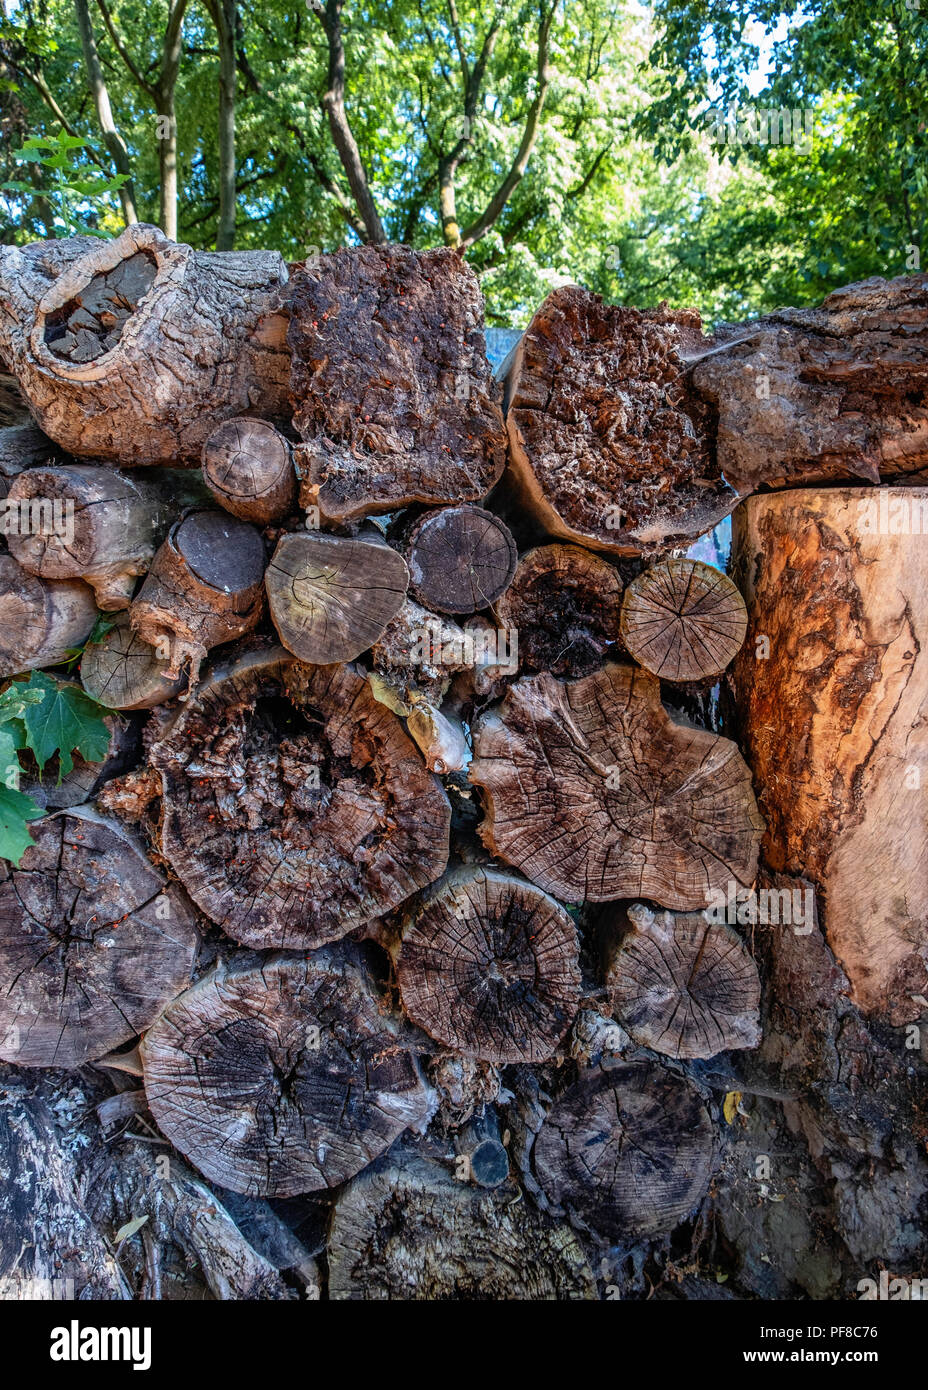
[202,417,297,523]
[619,557,747,682]
[0,223,290,464]
[130,510,266,681]
[265,529,408,664]
[19,711,140,810]
[470,661,763,907]
[533,1063,716,1239]
[395,867,581,1063]
[0,808,199,1068]
[149,645,451,949]
[288,245,507,522]
[604,902,761,1059]
[140,950,435,1196]
[6,464,208,609]
[494,542,622,678]
[328,1150,596,1300]
[0,553,96,676]
[501,287,737,556]
[81,612,186,709]
[405,505,517,614]
[732,487,928,1023]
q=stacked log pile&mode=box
[0,223,925,1301]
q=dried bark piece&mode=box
[494,542,622,678]
[130,510,266,681]
[395,867,581,1063]
[619,558,747,682]
[732,487,928,1023]
[149,645,451,949]
[470,661,763,908]
[80,612,186,709]
[0,223,290,464]
[605,902,761,1059]
[7,464,208,609]
[0,808,199,1068]
[0,554,96,677]
[288,245,506,522]
[533,1063,716,1239]
[405,505,517,614]
[328,1150,596,1300]
[265,530,408,664]
[502,287,737,557]
[140,950,434,1196]
[202,417,297,524]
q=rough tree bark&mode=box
[493,542,623,678]
[405,505,517,615]
[619,557,748,682]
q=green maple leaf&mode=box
[0,783,43,866]
[20,672,110,781]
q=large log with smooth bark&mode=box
[0,223,290,464]
[288,245,507,522]
[469,662,763,907]
[0,808,199,1068]
[140,950,435,1196]
[149,644,451,949]
[493,542,622,678]
[731,486,928,1023]
[0,554,96,677]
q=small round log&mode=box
[328,1151,596,1300]
[405,505,517,614]
[469,661,763,908]
[6,464,207,609]
[494,542,622,678]
[395,867,581,1063]
[0,554,96,677]
[0,808,199,1068]
[265,530,408,664]
[130,510,266,681]
[139,950,435,1197]
[149,645,451,949]
[620,557,748,681]
[533,1063,716,1239]
[202,417,296,524]
[604,902,761,1059]
[80,613,186,709]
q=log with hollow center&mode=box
[493,542,623,678]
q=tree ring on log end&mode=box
[533,1063,716,1239]
[406,505,517,614]
[202,417,297,524]
[0,809,199,1068]
[140,951,435,1197]
[620,558,748,681]
[396,867,580,1063]
[150,645,451,949]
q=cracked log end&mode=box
[405,505,517,615]
[202,417,297,524]
[620,557,748,682]
[396,867,581,1064]
[149,645,451,949]
[80,612,186,709]
[493,542,623,678]
[469,661,764,907]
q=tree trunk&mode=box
[619,556,748,682]
[74,0,138,226]
[0,223,290,464]
[731,486,928,1023]
[0,807,199,1068]
[0,554,97,676]
[492,542,622,678]
[80,611,187,708]
[202,417,296,523]
[404,505,517,615]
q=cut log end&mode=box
[620,557,748,681]
[0,555,96,677]
[406,505,517,615]
[80,612,186,710]
[202,417,297,524]
[494,542,622,678]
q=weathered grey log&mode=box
[81,612,186,709]
[405,505,517,614]
[494,542,622,678]
[202,416,297,523]
[0,553,96,677]
[620,557,747,682]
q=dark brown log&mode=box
[619,557,747,682]
[533,1063,717,1239]
[265,529,408,664]
[0,424,60,489]
[469,662,763,908]
[604,902,761,1059]
[731,486,928,1023]
[0,808,199,1068]
[493,542,622,678]
[501,287,737,557]
[395,867,581,1063]
[0,223,290,464]
[140,949,435,1196]
[149,645,451,949]
[0,554,97,677]
[202,416,297,523]
[405,505,517,615]
[130,510,266,681]
[6,464,208,609]
[288,245,507,522]
[328,1150,596,1300]
[80,612,186,709]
